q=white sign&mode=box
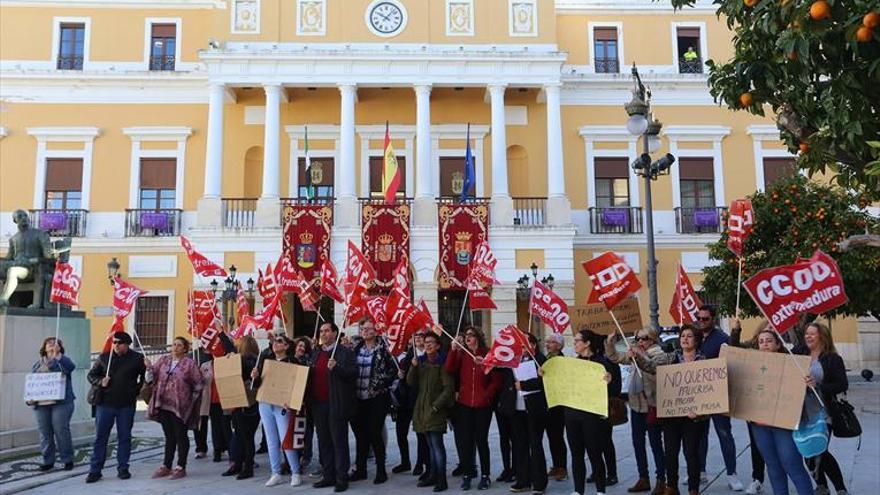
[24,372,66,402]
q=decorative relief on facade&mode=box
[232,0,259,34]
[509,0,537,37]
[446,0,473,36]
[297,0,326,36]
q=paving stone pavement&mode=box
[2,380,877,495]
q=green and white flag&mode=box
[304,125,314,200]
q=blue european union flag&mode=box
[461,123,475,202]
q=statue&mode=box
[0,209,71,309]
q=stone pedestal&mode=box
[546,196,572,226]
[196,196,223,228]
[489,196,514,226]
[0,310,93,450]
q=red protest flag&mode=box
[482,325,524,371]
[669,265,703,325]
[320,259,344,303]
[295,272,320,312]
[364,295,388,332]
[258,263,278,300]
[418,298,436,328]
[236,282,250,321]
[188,290,216,335]
[231,314,259,341]
[391,256,411,296]
[180,236,228,277]
[344,240,376,324]
[50,260,81,307]
[743,250,848,333]
[466,240,499,287]
[528,280,570,334]
[101,316,127,354]
[466,278,497,310]
[726,199,754,257]
[582,252,642,310]
[384,290,430,355]
[112,276,147,319]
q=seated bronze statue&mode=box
[0,209,71,309]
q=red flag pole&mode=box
[608,309,642,378]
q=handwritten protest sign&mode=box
[721,345,810,430]
[23,372,66,402]
[255,359,309,410]
[657,357,729,418]
[570,298,642,336]
[542,357,608,417]
[213,354,250,409]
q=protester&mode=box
[251,334,303,487]
[223,335,260,480]
[740,323,815,495]
[634,325,705,495]
[29,337,76,471]
[593,336,621,487]
[146,336,204,480]
[694,305,743,490]
[730,319,768,495]
[292,337,314,471]
[392,331,429,477]
[607,329,666,495]
[408,331,454,492]
[543,333,568,483]
[193,350,214,460]
[85,331,147,483]
[797,322,849,495]
[309,321,357,492]
[350,318,397,484]
[566,329,618,495]
[494,401,516,484]
[445,326,502,490]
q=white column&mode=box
[544,82,571,225]
[335,84,358,227]
[414,84,432,200]
[260,84,282,199]
[203,83,225,199]
[489,84,510,199]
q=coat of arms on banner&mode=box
[296,231,317,269]
[361,203,410,290]
[281,205,332,281]
[451,171,465,196]
[377,233,396,263]
[455,231,473,266]
[438,203,489,289]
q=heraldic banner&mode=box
[438,203,489,289]
[282,204,333,281]
[362,203,411,290]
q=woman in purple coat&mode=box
[146,337,203,480]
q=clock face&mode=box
[369,1,404,35]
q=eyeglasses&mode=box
[113,340,124,344]
[697,317,712,322]
[636,336,652,342]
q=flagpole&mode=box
[438,325,477,361]
[313,295,324,341]
[677,263,684,328]
[608,309,643,378]
[735,257,744,318]
[771,327,824,408]
[380,335,402,373]
[455,287,471,337]
[55,303,61,341]
[330,315,347,361]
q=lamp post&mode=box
[210,265,250,328]
[624,64,675,331]
[106,257,121,285]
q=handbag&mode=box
[86,383,103,406]
[792,409,829,458]
[609,397,629,426]
[828,395,862,438]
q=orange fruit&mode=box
[799,142,809,153]
[856,25,873,42]
[788,50,798,60]
[744,0,758,6]
[739,92,753,107]
[809,0,831,20]
[865,12,880,29]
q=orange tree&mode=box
[670,0,880,199]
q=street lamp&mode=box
[212,265,241,327]
[624,64,675,331]
[106,257,121,285]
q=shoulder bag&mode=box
[828,394,861,438]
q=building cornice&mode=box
[554,0,716,14]
[285,124,340,141]
[122,126,193,141]
[0,0,225,8]
[746,124,783,141]
[578,125,635,142]
[26,126,101,142]
[662,125,731,142]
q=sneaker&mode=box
[309,467,324,478]
[265,473,286,487]
[745,480,763,494]
[700,472,708,484]
[728,474,745,491]
[151,466,171,479]
[461,476,473,491]
[478,475,491,490]
[85,472,102,483]
[117,469,131,480]
[290,474,302,487]
[169,467,187,480]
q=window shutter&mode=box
[594,157,629,178]
[594,27,617,41]
[677,27,701,38]
[140,158,177,189]
[151,23,176,38]
[763,157,796,186]
[679,157,714,180]
[45,158,83,191]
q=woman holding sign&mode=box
[29,337,77,472]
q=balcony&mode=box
[358,197,413,215]
[589,207,644,234]
[674,206,727,234]
[222,198,256,230]
[149,54,176,71]
[29,209,88,237]
[436,196,491,206]
[678,57,703,74]
[280,197,334,226]
[125,208,182,237]
[595,58,620,74]
[513,197,547,226]
[56,56,83,70]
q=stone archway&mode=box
[507,144,529,196]
[243,146,263,197]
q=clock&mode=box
[366,0,406,37]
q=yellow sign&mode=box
[542,357,608,417]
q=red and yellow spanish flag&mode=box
[382,121,401,203]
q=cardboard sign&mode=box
[570,298,643,335]
[657,357,729,418]
[255,360,310,410]
[23,372,66,402]
[542,357,608,417]
[721,346,810,430]
[213,354,250,409]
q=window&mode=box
[44,158,83,209]
[368,155,406,199]
[139,158,176,209]
[134,296,169,348]
[679,157,715,208]
[297,156,334,200]
[437,290,484,334]
[763,157,796,187]
[57,23,85,70]
[593,27,619,74]
[595,157,630,207]
[677,27,702,73]
[439,156,475,198]
[149,24,176,71]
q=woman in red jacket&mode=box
[445,326,503,491]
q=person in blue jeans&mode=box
[85,331,146,483]
[29,336,77,471]
[694,305,744,491]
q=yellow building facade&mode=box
[0,0,864,362]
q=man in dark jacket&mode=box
[309,321,357,492]
[85,331,147,483]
